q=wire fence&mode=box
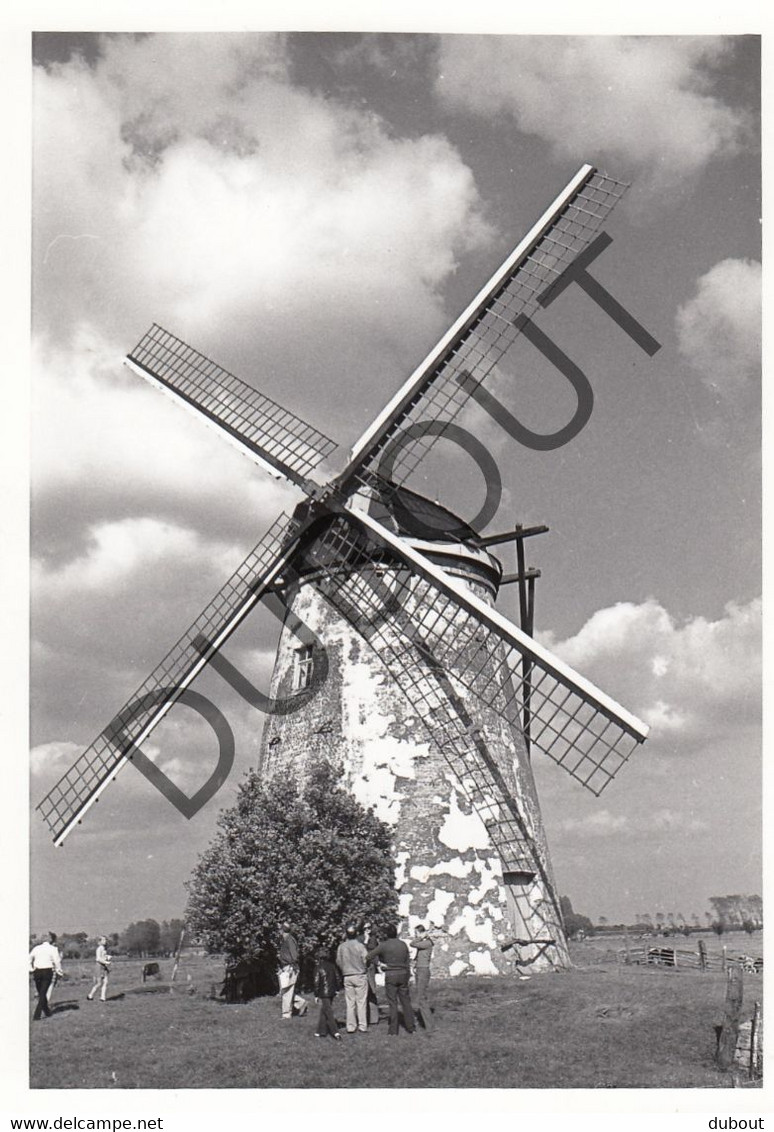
[615,943,763,973]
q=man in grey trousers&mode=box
[336,924,369,1033]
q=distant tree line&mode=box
[559,894,762,940]
[559,896,595,940]
[708,894,762,935]
[30,919,185,959]
[28,931,121,959]
[121,918,185,957]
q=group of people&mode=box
[30,920,433,1037]
[278,921,435,1039]
[29,932,112,1021]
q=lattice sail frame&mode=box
[341,166,629,488]
[316,505,645,795]
[127,325,338,487]
[37,512,302,845]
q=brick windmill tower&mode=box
[38,164,648,975]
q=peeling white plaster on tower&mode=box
[260,524,570,976]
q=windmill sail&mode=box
[127,324,338,488]
[340,165,628,490]
[314,503,648,795]
[37,511,302,845]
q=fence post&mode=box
[698,938,707,972]
[171,926,185,983]
[749,1001,762,1079]
[716,966,744,1071]
[722,945,727,971]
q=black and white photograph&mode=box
[5,2,765,1117]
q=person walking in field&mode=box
[366,924,415,1037]
[87,936,112,1002]
[29,932,63,1021]
[313,946,342,1040]
[336,924,369,1034]
[410,924,434,1029]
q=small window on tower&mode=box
[293,644,315,692]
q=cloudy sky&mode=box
[26,31,760,935]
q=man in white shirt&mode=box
[29,932,63,1021]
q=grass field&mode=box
[29,937,763,1090]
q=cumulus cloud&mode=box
[31,326,298,565]
[97,33,292,146]
[436,37,747,191]
[559,809,628,837]
[650,808,708,833]
[34,34,491,372]
[30,741,81,778]
[140,721,228,794]
[541,596,761,754]
[555,804,707,839]
[31,513,263,696]
[31,732,227,811]
[331,34,434,78]
[676,258,761,393]
[34,518,206,593]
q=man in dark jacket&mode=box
[366,924,415,1036]
[314,947,342,1040]
[363,922,380,1025]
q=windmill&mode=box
[38,163,648,974]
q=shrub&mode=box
[185,760,398,967]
